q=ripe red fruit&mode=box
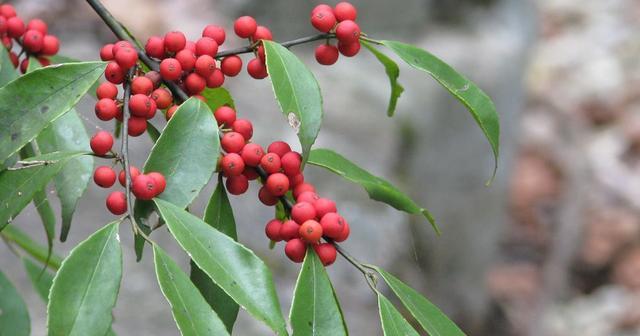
[335,20,360,43]
[111,41,133,55]
[159,58,182,81]
[22,29,44,53]
[95,98,119,121]
[299,220,323,243]
[6,17,24,38]
[106,191,127,215]
[240,143,264,167]
[105,62,125,84]
[243,167,259,180]
[252,26,273,41]
[38,57,51,67]
[291,201,317,224]
[221,153,245,176]
[206,69,225,88]
[266,173,290,196]
[165,105,179,120]
[128,117,148,136]
[100,44,114,61]
[0,17,6,35]
[129,94,152,117]
[184,73,206,95]
[257,45,266,62]
[280,220,300,241]
[19,58,29,74]
[314,198,337,219]
[289,173,304,188]
[314,243,337,266]
[132,174,158,200]
[164,31,187,52]
[315,44,339,65]
[90,131,113,156]
[247,58,268,79]
[320,212,345,239]
[311,10,337,33]
[312,4,333,16]
[119,166,141,186]
[145,71,162,88]
[214,106,236,127]
[337,40,360,57]
[145,36,165,59]
[281,152,301,176]
[41,35,60,56]
[202,24,226,45]
[175,49,196,72]
[226,175,249,195]
[195,55,216,77]
[258,186,279,206]
[265,219,283,241]
[285,238,307,263]
[3,36,12,50]
[150,88,172,109]
[114,47,138,69]
[234,16,258,39]
[260,153,281,174]
[96,82,118,100]
[334,2,357,22]
[220,56,242,77]
[268,141,292,158]
[297,191,319,204]
[93,166,117,188]
[146,99,157,119]
[26,19,47,34]
[334,221,350,242]
[0,4,17,18]
[232,119,253,141]
[221,132,246,153]
[195,37,218,57]
[131,76,154,95]
[293,183,316,199]
[147,172,166,195]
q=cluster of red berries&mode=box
[0,3,60,73]
[215,105,350,266]
[311,2,361,65]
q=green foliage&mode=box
[201,87,235,110]
[1,225,63,269]
[0,268,30,336]
[362,41,404,117]
[377,293,419,336]
[22,258,55,302]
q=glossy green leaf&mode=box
[191,177,239,332]
[0,268,30,336]
[0,151,87,231]
[23,257,55,302]
[0,61,105,163]
[47,222,122,336]
[362,41,404,117]
[264,40,323,164]
[147,121,161,143]
[1,225,63,269]
[201,87,235,110]
[372,266,465,336]
[290,249,347,336]
[382,40,499,182]
[377,293,419,336]
[308,148,438,234]
[155,199,287,335]
[37,111,93,241]
[153,244,229,336]
[0,47,19,85]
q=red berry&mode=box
[0,17,6,35]
[221,153,245,176]
[320,212,345,239]
[257,45,266,63]
[315,44,339,65]
[131,76,154,95]
[146,99,158,119]
[93,166,117,188]
[206,69,225,88]
[285,238,307,263]
[166,105,179,120]
[195,37,218,57]
[195,55,216,77]
[106,191,127,215]
[266,173,290,197]
[145,71,162,88]
[281,152,301,176]
[314,243,337,266]
[258,186,279,206]
[151,88,173,109]
[184,73,206,95]
[334,221,350,242]
[129,94,152,117]
[164,31,187,52]
[19,58,29,74]
[299,220,323,243]
[243,167,259,180]
[247,58,268,79]
[145,36,165,59]
[0,4,17,18]
[338,40,360,57]
[147,172,166,195]
[95,98,119,121]
[96,82,118,100]
[119,166,141,187]
[312,4,333,15]
[128,117,147,136]
[221,132,246,153]
[265,219,283,241]
[297,191,319,204]
[241,143,264,167]
[7,51,17,67]
[3,36,12,49]
[41,35,60,56]
[38,57,51,67]
[291,201,317,224]
[6,17,24,38]
[202,24,226,45]
[90,131,113,156]
[234,16,257,39]
[100,44,115,61]
[105,62,125,84]
[252,26,273,41]
[314,198,337,219]
[114,47,138,69]
[280,220,300,241]
[112,41,133,55]
[231,119,253,140]
[260,153,281,174]
[159,58,183,81]
[132,174,158,200]
[267,141,291,158]
[26,19,47,34]
[334,2,357,22]
[289,173,304,188]
[175,49,196,72]
[221,56,242,77]
[214,106,236,126]
[335,20,360,43]
[22,29,44,53]
[184,41,197,53]
[226,175,249,195]
[311,10,337,33]
[293,183,316,199]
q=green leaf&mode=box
[0,268,30,336]
[191,177,239,332]
[264,40,323,164]
[1,225,63,269]
[377,293,419,336]
[37,111,93,241]
[372,266,466,336]
[0,151,88,231]
[153,244,229,336]
[362,41,404,117]
[382,40,500,183]
[47,222,122,336]
[0,61,106,163]
[290,249,348,336]
[308,148,438,234]
[22,257,55,302]
[154,199,288,335]
[201,87,235,110]
[0,47,19,85]
[146,121,161,143]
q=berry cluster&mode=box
[0,3,60,73]
[311,2,361,65]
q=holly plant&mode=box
[0,1,499,335]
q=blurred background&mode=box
[2,0,640,335]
